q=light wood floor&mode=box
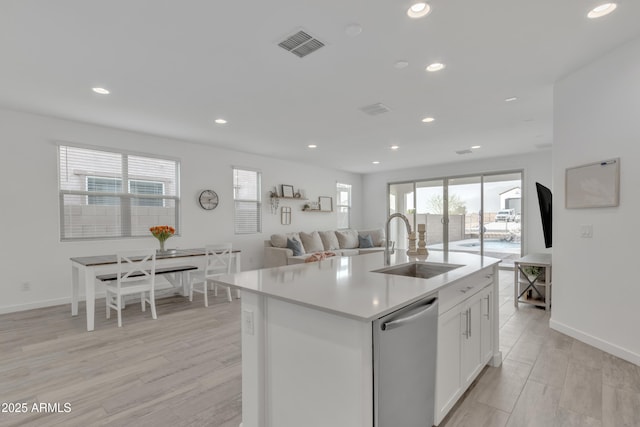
[1,271,639,427]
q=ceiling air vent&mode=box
[278,30,325,58]
[456,149,473,155]
[360,103,391,116]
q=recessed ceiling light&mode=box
[308,144,317,148]
[394,60,409,69]
[471,145,481,149]
[92,87,109,95]
[372,161,380,164]
[588,3,617,18]
[505,97,518,102]
[421,117,435,123]
[407,2,431,18]
[345,23,363,36]
[214,118,227,124]
[426,62,445,72]
[390,145,400,150]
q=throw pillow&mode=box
[286,237,304,256]
[358,228,385,247]
[300,231,324,253]
[319,231,340,250]
[358,234,374,248]
[335,229,359,249]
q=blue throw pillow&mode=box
[286,237,304,256]
[358,234,374,248]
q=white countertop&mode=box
[215,251,501,321]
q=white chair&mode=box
[105,249,157,327]
[189,243,233,307]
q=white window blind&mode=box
[58,144,180,240]
[233,168,262,234]
[337,182,352,229]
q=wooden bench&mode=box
[96,265,198,282]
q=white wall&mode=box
[551,36,640,364]
[0,108,363,313]
[361,151,552,256]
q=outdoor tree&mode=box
[425,194,467,215]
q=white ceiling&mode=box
[2,1,639,174]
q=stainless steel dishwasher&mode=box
[373,296,438,427]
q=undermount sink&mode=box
[373,262,463,279]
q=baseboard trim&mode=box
[0,297,73,315]
[550,318,640,366]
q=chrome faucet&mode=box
[385,213,412,266]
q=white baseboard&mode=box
[550,318,640,366]
[0,297,73,315]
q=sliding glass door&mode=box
[388,170,523,267]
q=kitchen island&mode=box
[214,251,502,427]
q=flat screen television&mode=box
[535,182,552,248]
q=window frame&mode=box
[233,166,262,235]
[336,182,352,229]
[58,142,180,241]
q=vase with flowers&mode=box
[150,225,175,252]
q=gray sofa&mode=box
[264,229,386,267]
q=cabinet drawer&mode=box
[438,268,493,314]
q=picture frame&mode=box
[281,207,292,225]
[319,196,333,212]
[281,184,294,198]
[565,158,619,208]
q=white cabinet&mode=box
[480,286,493,363]
[461,291,483,385]
[435,304,463,421]
[435,267,499,425]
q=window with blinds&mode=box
[337,182,352,229]
[233,168,262,234]
[58,144,180,240]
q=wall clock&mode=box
[198,190,219,210]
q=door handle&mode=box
[468,308,471,338]
[462,309,469,338]
[381,298,438,331]
[485,296,490,319]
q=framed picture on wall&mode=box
[319,196,333,212]
[281,185,294,198]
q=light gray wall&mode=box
[551,35,640,364]
[361,150,553,256]
[0,108,363,313]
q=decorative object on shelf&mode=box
[294,191,302,198]
[417,223,429,256]
[149,225,175,252]
[281,207,292,225]
[282,184,294,198]
[270,193,280,214]
[319,196,333,212]
[406,231,418,256]
[198,190,219,210]
[303,201,321,211]
[522,265,543,281]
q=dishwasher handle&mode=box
[381,298,438,331]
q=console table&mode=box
[513,253,552,311]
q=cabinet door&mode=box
[435,306,462,424]
[480,286,493,363]
[461,294,483,386]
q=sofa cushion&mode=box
[335,229,359,249]
[271,232,306,252]
[358,234,374,248]
[300,231,324,253]
[319,230,340,250]
[286,237,304,256]
[358,228,385,247]
[339,249,360,256]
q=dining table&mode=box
[70,248,241,331]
